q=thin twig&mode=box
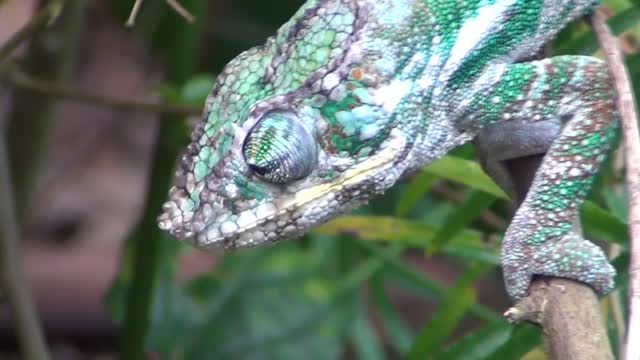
[4,69,201,117]
[125,0,144,27]
[126,0,195,27]
[0,0,65,65]
[166,0,195,23]
[0,135,50,359]
[589,10,640,360]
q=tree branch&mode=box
[4,68,201,117]
[0,0,65,65]
[589,9,640,360]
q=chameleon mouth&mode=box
[189,142,399,249]
[158,128,407,250]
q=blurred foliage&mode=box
[102,0,637,358]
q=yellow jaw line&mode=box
[225,145,398,239]
[287,146,396,207]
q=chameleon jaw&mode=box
[161,129,408,250]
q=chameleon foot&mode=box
[502,231,615,301]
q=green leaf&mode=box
[603,187,628,220]
[434,321,513,360]
[395,171,440,216]
[406,262,490,359]
[354,241,501,322]
[421,157,627,246]
[423,156,508,199]
[580,201,628,244]
[350,295,385,360]
[181,73,216,106]
[429,190,497,254]
[371,274,413,354]
[555,7,640,55]
[168,246,352,359]
[484,324,541,360]
[317,215,499,264]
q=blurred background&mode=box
[0,0,636,359]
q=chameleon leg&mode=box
[458,56,619,301]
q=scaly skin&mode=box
[157,0,617,301]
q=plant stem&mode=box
[120,120,184,360]
[0,134,50,360]
[0,0,65,66]
[4,69,200,117]
[119,0,207,358]
[6,0,87,225]
[589,10,640,360]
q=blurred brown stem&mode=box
[6,0,86,225]
[0,0,65,66]
[0,136,50,359]
[4,68,201,117]
[589,9,640,360]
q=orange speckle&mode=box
[351,68,363,80]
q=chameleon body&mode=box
[157,0,618,301]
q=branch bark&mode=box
[589,10,640,360]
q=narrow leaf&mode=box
[429,190,497,254]
[371,274,413,354]
[425,157,626,245]
[351,295,385,360]
[580,201,628,244]
[423,156,507,199]
[406,262,490,359]
[434,321,512,360]
[555,8,640,55]
[355,241,501,322]
[395,171,440,216]
[317,215,499,264]
[483,324,540,360]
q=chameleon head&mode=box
[157,0,417,249]
[156,91,411,249]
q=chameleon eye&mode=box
[243,111,316,184]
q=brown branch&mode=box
[505,277,613,359]
[4,68,201,117]
[0,0,65,65]
[589,10,640,360]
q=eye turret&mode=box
[243,111,317,184]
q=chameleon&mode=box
[157,0,618,301]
